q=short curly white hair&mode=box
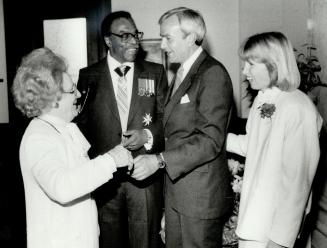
[11,47,67,117]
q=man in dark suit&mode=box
[76,11,167,248]
[131,7,233,248]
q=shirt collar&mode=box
[107,51,134,71]
[257,86,282,103]
[37,113,69,132]
[181,46,203,76]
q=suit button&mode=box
[164,137,168,141]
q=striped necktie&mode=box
[172,66,184,96]
[114,65,131,131]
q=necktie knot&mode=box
[115,65,131,77]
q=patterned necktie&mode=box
[114,65,131,131]
[172,66,184,96]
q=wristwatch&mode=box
[156,153,166,169]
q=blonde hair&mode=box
[239,32,300,91]
[159,7,206,46]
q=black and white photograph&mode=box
[1,1,327,248]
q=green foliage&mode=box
[295,44,322,93]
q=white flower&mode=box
[231,175,243,193]
[142,113,152,126]
[228,159,244,175]
[224,159,245,246]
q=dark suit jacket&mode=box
[163,50,233,219]
[76,58,168,159]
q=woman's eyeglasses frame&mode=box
[62,83,78,95]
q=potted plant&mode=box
[295,44,323,93]
[222,157,245,248]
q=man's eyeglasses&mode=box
[63,84,78,95]
[109,32,144,43]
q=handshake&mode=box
[108,144,163,181]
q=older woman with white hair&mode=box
[227,32,322,248]
[11,47,132,248]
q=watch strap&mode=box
[156,153,166,169]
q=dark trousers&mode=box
[165,202,225,248]
[97,174,163,248]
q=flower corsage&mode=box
[257,103,276,119]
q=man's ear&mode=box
[186,33,197,46]
[104,36,111,48]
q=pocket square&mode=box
[180,94,190,104]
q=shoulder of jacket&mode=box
[197,56,229,78]
[80,58,107,73]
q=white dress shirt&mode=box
[179,46,203,81]
[107,52,153,149]
[107,53,134,132]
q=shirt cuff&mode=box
[143,129,153,150]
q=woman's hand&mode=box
[108,145,133,169]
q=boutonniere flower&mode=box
[257,103,276,119]
[138,78,155,97]
[142,113,152,126]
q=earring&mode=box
[54,102,59,108]
[104,37,111,47]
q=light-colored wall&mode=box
[240,0,308,48]
[112,0,309,117]
[311,0,327,84]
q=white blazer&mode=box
[20,115,117,248]
[227,87,322,247]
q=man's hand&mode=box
[131,154,160,180]
[122,129,148,150]
[108,144,133,169]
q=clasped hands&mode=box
[108,145,160,180]
[122,129,160,180]
[108,130,161,180]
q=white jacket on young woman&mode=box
[227,87,322,247]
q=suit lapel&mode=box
[163,51,208,127]
[127,63,142,126]
[98,60,121,123]
[164,74,176,106]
